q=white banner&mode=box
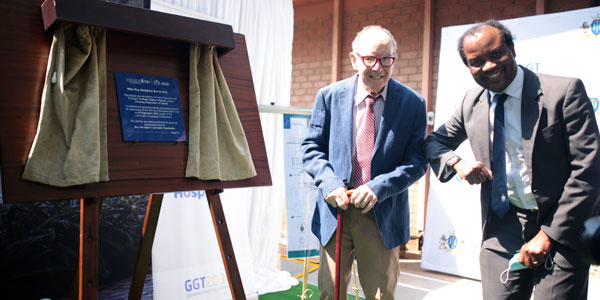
[423,7,600,280]
[283,114,320,258]
[152,191,257,299]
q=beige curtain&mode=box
[22,23,108,187]
[186,44,256,180]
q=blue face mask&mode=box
[500,252,554,284]
[508,253,527,271]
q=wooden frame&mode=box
[0,0,270,204]
[0,1,271,299]
[41,0,235,55]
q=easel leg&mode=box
[71,197,102,300]
[206,189,246,300]
[128,193,164,300]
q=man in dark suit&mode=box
[424,20,600,299]
[302,25,427,299]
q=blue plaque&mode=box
[115,72,187,142]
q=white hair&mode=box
[351,25,397,53]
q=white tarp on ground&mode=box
[423,7,600,280]
[151,0,295,298]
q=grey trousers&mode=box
[480,204,589,300]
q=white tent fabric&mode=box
[151,0,294,295]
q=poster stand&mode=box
[0,1,271,299]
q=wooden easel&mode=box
[0,1,271,299]
[125,191,247,300]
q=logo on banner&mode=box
[184,273,227,296]
[173,190,206,199]
[438,230,464,252]
[525,62,541,72]
[592,16,600,35]
[591,98,599,114]
[581,15,600,39]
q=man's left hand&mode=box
[350,185,378,214]
[519,230,553,269]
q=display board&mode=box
[0,0,271,204]
[422,7,600,280]
[283,114,320,258]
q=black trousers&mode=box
[479,204,589,300]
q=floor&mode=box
[279,252,600,300]
[279,251,482,300]
[92,252,600,300]
[93,253,473,300]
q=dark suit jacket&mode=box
[301,75,428,249]
[424,66,600,249]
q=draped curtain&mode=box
[186,44,257,181]
[22,24,108,187]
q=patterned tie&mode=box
[491,93,509,218]
[354,95,377,187]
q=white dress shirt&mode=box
[489,67,538,210]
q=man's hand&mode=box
[325,186,350,210]
[453,159,492,185]
[519,230,553,269]
[350,185,378,214]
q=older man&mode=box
[424,20,600,299]
[302,25,428,299]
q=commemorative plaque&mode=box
[115,72,187,142]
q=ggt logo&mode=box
[525,63,541,72]
[184,277,206,292]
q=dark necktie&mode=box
[354,95,377,187]
[491,93,509,218]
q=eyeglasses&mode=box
[354,53,396,67]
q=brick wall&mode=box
[292,0,592,109]
[292,0,593,252]
[292,1,333,108]
[293,0,426,107]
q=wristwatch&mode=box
[446,155,461,168]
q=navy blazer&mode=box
[301,75,428,249]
